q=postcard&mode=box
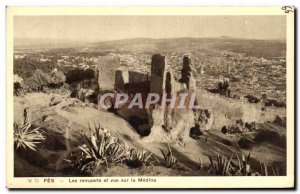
[6,6,295,189]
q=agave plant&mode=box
[66,122,129,174]
[234,153,252,176]
[198,157,204,170]
[14,122,46,151]
[259,161,284,176]
[63,149,95,175]
[271,165,282,176]
[83,123,128,163]
[208,154,233,176]
[126,148,155,167]
[260,161,269,176]
[160,146,177,168]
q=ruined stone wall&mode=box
[128,71,149,83]
[115,70,150,92]
[112,54,200,143]
[179,56,197,92]
[98,56,120,91]
[115,70,129,91]
[197,90,286,129]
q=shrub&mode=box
[274,115,286,127]
[14,82,22,95]
[65,68,95,85]
[14,58,57,79]
[49,70,66,86]
[25,69,51,91]
[14,122,46,151]
[238,137,255,149]
[255,130,286,148]
[190,124,203,139]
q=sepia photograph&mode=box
[6,6,295,189]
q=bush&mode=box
[244,95,260,103]
[14,58,57,78]
[255,130,286,148]
[238,137,255,149]
[14,82,23,96]
[23,68,67,92]
[25,69,52,91]
[190,124,203,139]
[49,70,66,86]
[65,68,95,85]
[274,115,286,127]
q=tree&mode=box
[84,69,95,80]
[218,82,223,94]
[50,70,66,87]
[14,58,57,78]
[223,81,229,91]
[26,69,51,92]
[66,68,95,87]
[66,68,85,84]
[83,69,95,87]
[14,82,22,95]
[217,81,230,96]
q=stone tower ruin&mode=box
[150,54,166,95]
[98,56,120,91]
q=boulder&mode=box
[221,126,228,134]
[43,115,54,122]
[194,109,213,131]
[190,124,203,139]
[14,97,30,125]
[49,96,62,106]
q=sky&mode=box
[14,16,286,42]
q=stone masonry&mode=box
[98,56,120,91]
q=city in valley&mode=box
[13,37,287,177]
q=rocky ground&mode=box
[13,92,286,177]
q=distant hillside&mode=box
[14,38,89,49]
[91,37,286,59]
[15,37,286,59]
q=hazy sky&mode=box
[14,16,286,41]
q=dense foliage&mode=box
[14,58,58,78]
[24,69,66,91]
[65,68,95,84]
